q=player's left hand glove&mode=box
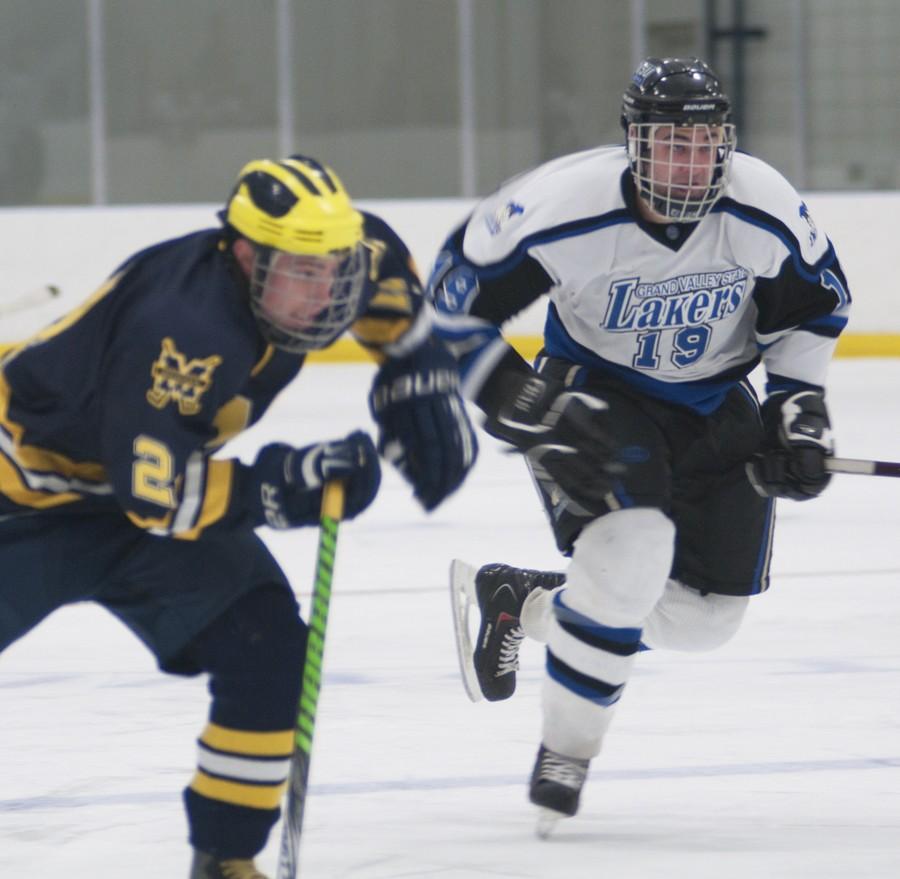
[369,337,478,511]
[251,430,381,527]
[484,371,622,515]
[746,389,833,501]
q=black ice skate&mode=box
[189,851,269,879]
[449,560,565,702]
[474,564,562,701]
[529,744,590,838]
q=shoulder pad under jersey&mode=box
[463,145,629,267]
[723,152,831,266]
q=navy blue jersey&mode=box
[0,212,427,538]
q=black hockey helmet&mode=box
[621,57,736,222]
[621,57,732,129]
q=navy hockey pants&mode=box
[0,511,307,858]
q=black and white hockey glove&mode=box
[484,373,622,515]
[369,337,478,511]
[250,430,381,528]
[746,389,833,501]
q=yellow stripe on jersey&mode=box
[125,458,233,539]
[368,278,414,313]
[0,377,109,512]
[126,508,175,531]
[6,274,122,354]
[189,770,287,810]
[5,438,107,485]
[250,344,275,378]
[349,276,417,355]
[0,451,83,508]
[200,723,294,757]
[174,459,234,540]
[0,279,122,500]
[207,396,253,449]
[351,315,412,348]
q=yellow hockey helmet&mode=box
[224,155,364,255]
[223,155,368,353]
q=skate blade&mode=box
[449,559,483,703]
[535,808,563,839]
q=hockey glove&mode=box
[746,389,833,501]
[369,337,478,511]
[250,430,381,528]
[484,372,622,515]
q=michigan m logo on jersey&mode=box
[146,338,222,416]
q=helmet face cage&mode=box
[247,242,367,353]
[622,57,735,221]
[627,121,736,221]
[222,154,368,352]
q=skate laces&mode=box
[537,750,588,790]
[496,624,525,675]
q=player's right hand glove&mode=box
[746,389,833,501]
[369,337,478,512]
[250,430,381,528]
[484,372,622,514]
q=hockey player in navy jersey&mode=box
[0,155,476,878]
[435,58,849,833]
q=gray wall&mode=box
[0,0,897,205]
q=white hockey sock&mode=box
[541,509,675,758]
[520,584,561,643]
[641,579,749,651]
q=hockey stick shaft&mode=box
[0,285,60,317]
[826,457,900,478]
[276,480,345,879]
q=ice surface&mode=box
[2,360,899,878]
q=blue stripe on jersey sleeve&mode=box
[428,209,632,389]
[430,209,633,292]
[713,199,837,283]
[432,312,503,386]
[799,313,849,336]
[469,210,634,279]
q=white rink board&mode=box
[0,190,898,342]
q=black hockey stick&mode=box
[276,480,345,879]
[826,457,900,478]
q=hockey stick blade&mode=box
[0,285,60,317]
[449,559,484,703]
[826,457,900,478]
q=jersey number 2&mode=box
[132,435,176,508]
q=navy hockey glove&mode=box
[251,430,381,528]
[746,390,833,501]
[369,338,478,511]
[484,372,622,515]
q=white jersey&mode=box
[430,145,850,413]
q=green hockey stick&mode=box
[276,480,345,879]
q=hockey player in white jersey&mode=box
[432,57,850,833]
